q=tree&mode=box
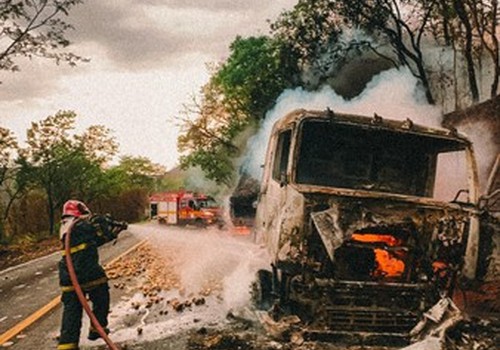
[178,36,294,185]
[425,0,499,102]
[17,110,118,235]
[0,0,86,80]
[0,127,16,187]
[270,0,357,86]
[113,155,166,190]
[75,125,118,165]
[177,78,244,185]
[215,36,294,118]
[333,0,438,104]
[453,0,480,102]
[469,0,499,98]
[0,127,18,242]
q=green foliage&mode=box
[270,0,347,75]
[0,0,87,79]
[214,36,294,118]
[177,35,294,185]
[177,76,246,185]
[0,127,19,242]
[112,155,166,190]
[16,110,119,235]
[6,190,49,240]
[75,125,119,164]
[158,167,187,191]
[177,0,499,186]
[91,187,149,223]
[179,148,236,186]
[2,111,167,243]
[0,127,17,172]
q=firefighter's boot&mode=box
[88,327,110,341]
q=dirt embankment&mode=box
[0,236,60,271]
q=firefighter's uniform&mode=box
[57,202,120,350]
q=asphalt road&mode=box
[0,226,142,349]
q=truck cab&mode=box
[253,109,481,344]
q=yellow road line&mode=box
[0,295,61,345]
[0,239,148,346]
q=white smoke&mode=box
[242,67,443,180]
[143,225,270,312]
[454,120,497,193]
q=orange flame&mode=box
[351,233,402,246]
[232,226,251,235]
[351,233,405,278]
[432,261,449,278]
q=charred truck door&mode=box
[253,109,481,344]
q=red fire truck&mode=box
[149,190,222,227]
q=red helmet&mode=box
[62,200,90,217]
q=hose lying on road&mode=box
[64,218,120,350]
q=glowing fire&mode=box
[351,233,406,278]
[432,261,449,278]
[232,226,251,235]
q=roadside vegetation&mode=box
[0,111,178,250]
[176,0,499,186]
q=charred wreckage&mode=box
[252,109,486,345]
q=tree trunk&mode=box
[453,0,480,102]
[47,190,55,236]
[0,219,4,243]
[490,1,499,98]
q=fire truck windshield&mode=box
[198,196,218,208]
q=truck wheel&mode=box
[194,218,206,228]
[251,269,273,310]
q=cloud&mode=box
[68,0,296,70]
[0,0,297,103]
[0,63,56,102]
[0,1,299,169]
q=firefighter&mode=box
[57,200,127,350]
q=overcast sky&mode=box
[0,0,298,170]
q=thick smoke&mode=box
[242,67,442,180]
[455,121,497,193]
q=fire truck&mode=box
[149,191,222,227]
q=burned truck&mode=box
[253,108,481,343]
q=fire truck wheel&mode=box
[194,218,207,228]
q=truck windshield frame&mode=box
[294,119,468,197]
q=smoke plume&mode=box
[242,67,442,180]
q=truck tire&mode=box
[194,218,206,228]
[251,269,274,310]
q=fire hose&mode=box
[64,217,123,350]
